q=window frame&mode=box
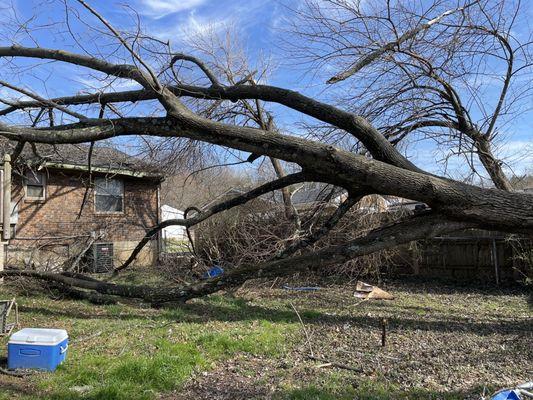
[24,170,47,201]
[94,176,125,215]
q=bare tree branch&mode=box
[0,46,149,85]
[0,80,89,121]
[0,78,421,172]
[275,194,361,259]
[169,53,222,87]
[0,214,474,303]
[326,2,477,83]
[75,0,162,91]
[115,172,308,272]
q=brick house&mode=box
[0,141,163,271]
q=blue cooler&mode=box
[8,328,68,371]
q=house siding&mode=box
[6,168,160,269]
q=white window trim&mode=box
[24,170,46,201]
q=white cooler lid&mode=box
[9,328,68,346]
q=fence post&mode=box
[492,238,500,286]
[0,240,3,284]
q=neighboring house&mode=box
[161,205,187,241]
[199,183,426,214]
[289,184,428,214]
[160,205,191,253]
[290,185,346,209]
[382,196,429,213]
[0,141,163,271]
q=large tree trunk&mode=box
[475,138,514,191]
[0,37,530,305]
[0,215,472,304]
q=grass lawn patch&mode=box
[0,277,530,399]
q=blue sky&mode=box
[0,0,531,182]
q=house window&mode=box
[24,171,46,200]
[95,177,124,213]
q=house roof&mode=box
[0,140,164,179]
[200,183,347,211]
[290,186,345,205]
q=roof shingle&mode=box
[0,139,163,178]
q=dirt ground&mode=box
[171,282,532,399]
[0,278,531,399]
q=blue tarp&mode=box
[282,285,321,291]
[491,390,521,400]
[203,265,224,279]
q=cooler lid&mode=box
[9,328,68,345]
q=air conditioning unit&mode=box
[88,243,114,273]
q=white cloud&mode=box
[73,76,142,93]
[148,0,276,44]
[152,12,229,42]
[138,0,207,17]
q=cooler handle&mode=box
[20,348,41,356]
[60,343,68,354]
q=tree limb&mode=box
[0,46,149,85]
[1,116,531,232]
[0,79,89,121]
[326,2,477,83]
[0,214,474,304]
[170,53,221,87]
[0,77,420,172]
[114,172,308,272]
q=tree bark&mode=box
[0,40,530,306]
[0,214,473,304]
[475,137,514,191]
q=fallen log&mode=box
[0,214,471,305]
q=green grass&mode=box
[0,290,296,400]
[0,277,529,399]
[39,340,206,400]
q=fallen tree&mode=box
[0,0,531,303]
[0,214,472,304]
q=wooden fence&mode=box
[411,230,531,283]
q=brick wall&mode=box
[7,167,160,268]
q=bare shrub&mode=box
[194,201,292,268]
[157,253,205,284]
[194,197,408,281]
[505,235,533,284]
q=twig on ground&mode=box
[117,345,128,357]
[338,348,399,361]
[289,301,314,357]
[349,298,369,308]
[0,367,28,377]
[308,355,363,372]
[0,357,35,377]
[269,277,279,290]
